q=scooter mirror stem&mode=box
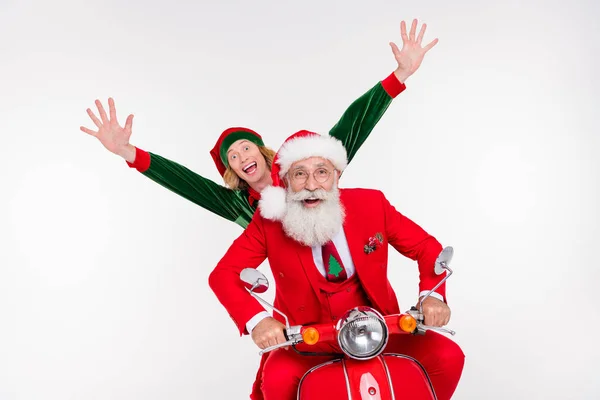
[419,264,453,316]
[248,291,291,329]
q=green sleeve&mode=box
[141,152,255,228]
[329,77,400,163]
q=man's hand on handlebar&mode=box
[418,296,451,327]
[251,317,288,350]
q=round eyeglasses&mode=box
[289,167,332,184]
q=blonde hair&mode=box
[223,146,277,190]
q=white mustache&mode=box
[287,189,329,202]
[282,184,344,247]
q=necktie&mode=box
[321,241,348,282]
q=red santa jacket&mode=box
[209,189,446,334]
[209,188,446,336]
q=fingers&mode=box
[423,304,450,327]
[389,42,401,57]
[400,20,408,43]
[80,126,97,136]
[124,114,134,133]
[253,325,287,350]
[424,310,438,327]
[272,329,287,347]
[95,99,109,125]
[423,303,439,326]
[108,97,118,125]
[254,335,269,349]
[259,335,284,349]
[440,312,449,326]
[423,38,439,53]
[409,19,418,42]
[257,334,286,350]
[86,108,102,129]
[443,309,451,326]
[430,311,443,326]
[416,23,427,45]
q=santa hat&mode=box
[259,130,348,221]
[209,127,265,176]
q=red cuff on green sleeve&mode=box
[126,147,151,173]
[381,72,406,98]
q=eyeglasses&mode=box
[289,167,332,184]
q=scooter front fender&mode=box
[297,354,436,400]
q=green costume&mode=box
[127,73,405,228]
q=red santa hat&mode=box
[259,130,348,221]
[209,127,265,177]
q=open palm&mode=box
[390,19,439,81]
[80,98,134,157]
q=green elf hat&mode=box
[210,127,265,176]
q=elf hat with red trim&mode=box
[209,127,265,177]
[259,130,347,221]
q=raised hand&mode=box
[389,19,439,83]
[80,98,136,162]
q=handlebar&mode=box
[257,312,454,356]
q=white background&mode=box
[1,0,599,399]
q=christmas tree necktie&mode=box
[322,241,348,282]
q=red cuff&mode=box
[381,72,406,98]
[126,147,151,173]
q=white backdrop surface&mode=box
[1,0,599,399]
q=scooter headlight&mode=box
[336,307,389,360]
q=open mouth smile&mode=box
[242,162,257,175]
[303,198,322,207]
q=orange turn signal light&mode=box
[399,315,417,333]
[302,327,320,345]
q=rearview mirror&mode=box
[240,268,269,294]
[434,246,454,275]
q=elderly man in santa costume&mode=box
[209,130,465,400]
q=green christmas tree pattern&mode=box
[327,254,343,277]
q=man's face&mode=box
[287,157,337,208]
[226,139,268,184]
[281,157,344,247]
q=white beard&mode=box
[281,184,345,247]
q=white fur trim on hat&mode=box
[276,135,348,177]
[258,185,287,220]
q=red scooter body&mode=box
[294,314,437,400]
[298,353,436,399]
[240,246,456,400]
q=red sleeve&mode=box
[126,147,151,173]
[381,191,446,301]
[381,72,407,98]
[208,212,269,336]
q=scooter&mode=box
[240,246,457,400]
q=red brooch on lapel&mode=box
[364,232,383,254]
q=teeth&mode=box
[243,162,257,172]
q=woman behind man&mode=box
[80,20,438,228]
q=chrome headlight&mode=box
[336,307,389,360]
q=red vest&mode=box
[305,262,373,324]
